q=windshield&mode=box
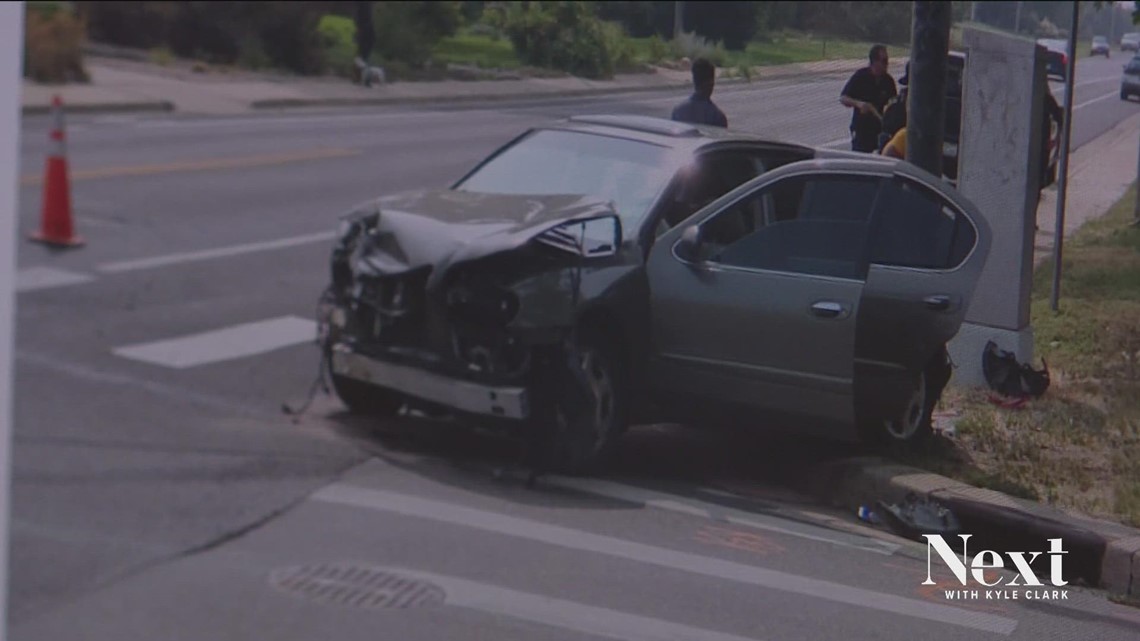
[453,129,681,228]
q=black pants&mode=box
[851,131,879,153]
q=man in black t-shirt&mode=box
[840,45,898,153]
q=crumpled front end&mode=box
[318,190,627,421]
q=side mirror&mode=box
[676,225,704,263]
[536,215,622,258]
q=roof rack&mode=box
[566,114,703,138]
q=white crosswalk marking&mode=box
[388,567,766,641]
[16,267,95,293]
[313,484,1020,635]
[112,315,317,369]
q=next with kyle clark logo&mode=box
[923,534,1071,601]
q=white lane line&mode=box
[381,567,764,641]
[823,136,851,148]
[112,315,316,369]
[96,230,336,274]
[15,267,95,293]
[1074,89,1122,110]
[134,109,506,130]
[541,476,899,555]
[313,484,1019,636]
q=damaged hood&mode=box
[337,189,620,284]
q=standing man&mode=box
[671,58,728,128]
[840,44,897,152]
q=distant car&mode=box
[1037,39,1069,81]
[317,115,992,472]
[1121,33,1140,52]
[1091,35,1110,58]
[1123,57,1140,101]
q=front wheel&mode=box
[537,328,629,475]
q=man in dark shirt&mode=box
[671,58,728,128]
[1040,86,1064,190]
[840,45,897,152]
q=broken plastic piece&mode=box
[875,493,960,542]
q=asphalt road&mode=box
[10,54,1140,640]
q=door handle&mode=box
[924,295,952,311]
[810,301,848,319]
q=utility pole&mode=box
[1014,1,1023,33]
[1050,0,1080,311]
[674,1,684,39]
[1133,133,1139,226]
[906,2,952,177]
[0,4,22,640]
[970,0,977,23]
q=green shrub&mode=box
[489,1,624,79]
[237,35,271,71]
[646,34,670,63]
[24,8,89,83]
[671,31,728,67]
[374,1,462,68]
[78,1,327,75]
[602,20,636,72]
[318,14,357,77]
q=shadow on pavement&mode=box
[317,400,878,514]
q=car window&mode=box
[654,149,768,235]
[701,174,881,280]
[454,129,678,230]
[868,177,977,270]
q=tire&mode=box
[327,363,404,416]
[539,326,629,475]
[859,348,951,447]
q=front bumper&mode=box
[329,343,531,420]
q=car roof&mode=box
[539,114,817,156]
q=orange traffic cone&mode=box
[30,95,84,248]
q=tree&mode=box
[682,1,760,50]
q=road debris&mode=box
[875,493,961,542]
[982,340,1050,400]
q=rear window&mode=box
[869,178,977,270]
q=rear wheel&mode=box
[860,348,951,447]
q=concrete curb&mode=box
[248,77,756,111]
[21,100,175,116]
[798,458,1140,595]
[247,58,867,111]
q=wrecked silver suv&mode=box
[317,115,990,474]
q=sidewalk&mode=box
[1034,111,1140,266]
[20,55,876,116]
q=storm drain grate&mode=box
[268,563,446,610]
